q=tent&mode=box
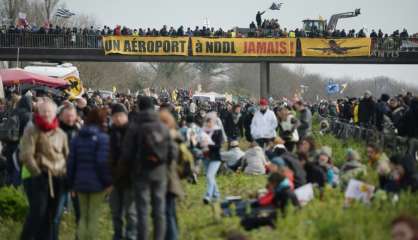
[0,68,68,88]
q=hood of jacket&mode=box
[134,110,159,124]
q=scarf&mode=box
[34,113,59,132]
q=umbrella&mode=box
[0,68,68,88]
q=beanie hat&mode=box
[111,103,128,115]
[137,96,154,111]
[318,146,332,158]
[380,93,390,102]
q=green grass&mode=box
[2,175,417,240]
[1,119,417,239]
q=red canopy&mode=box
[0,68,68,88]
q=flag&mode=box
[340,83,348,94]
[269,2,283,10]
[112,86,117,93]
[327,83,340,94]
[17,12,28,28]
[55,8,75,18]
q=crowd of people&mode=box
[317,91,418,138]
[0,86,417,239]
[1,10,415,40]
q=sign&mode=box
[64,76,83,99]
[103,36,189,56]
[344,179,375,203]
[327,83,340,94]
[191,37,296,57]
[301,38,371,57]
[294,183,314,206]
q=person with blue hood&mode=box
[67,107,112,240]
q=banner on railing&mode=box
[103,36,189,56]
[191,37,296,57]
[300,38,371,57]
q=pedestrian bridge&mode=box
[1,34,418,97]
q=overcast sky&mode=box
[65,0,418,85]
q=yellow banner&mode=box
[191,38,296,57]
[300,38,371,57]
[103,36,189,56]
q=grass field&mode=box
[1,126,418,239]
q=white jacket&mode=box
[250,109,278,140]
[243,146,267,175]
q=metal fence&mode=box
[0,33,102,49]
[1,33,418,56]
[322,116,418,155]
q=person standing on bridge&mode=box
[256,11,266,29]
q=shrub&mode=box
[0,186,28,221]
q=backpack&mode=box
[139,121,170,167]
[177,143,195,179]
[0,114,20,142]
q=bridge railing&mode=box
[0,33,102,49]
[1,33,418,56]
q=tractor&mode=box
[302,9,361,36]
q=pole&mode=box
[16,48,20,68]
[260,62,270,98]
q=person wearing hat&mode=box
[250,98,278,148]
[268,157,295,190]
[340,148,367,188]
[109,103,137,240]
[316,146,339,186]
[221,140,245,172]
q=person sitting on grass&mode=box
[296,136,317,162]
[340,148,367,188]
[241,142,268,175]
[240,172,300,231]
[268,157,295,190]
[316,146,339,187]
[221,140,245,172]
[366,143,391,189]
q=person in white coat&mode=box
[250,98,278,148]
[242,142,268,175]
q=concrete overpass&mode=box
[1,35,418,97]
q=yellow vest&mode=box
[353,104,359,124]
[289,31,296,38]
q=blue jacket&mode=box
[67,125,111,193]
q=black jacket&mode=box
[399,98,418,138]
[13,95,32,138]
[243,112,254,142]
[223,112,243,140]
[358,97,376,126]
[207,129,224,161]
[121,110,173,174]
[109,124,129,188]
[305,162,326,188]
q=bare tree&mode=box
[43,0,59,21]
[0,0,26,25]
[193,63,228,91]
